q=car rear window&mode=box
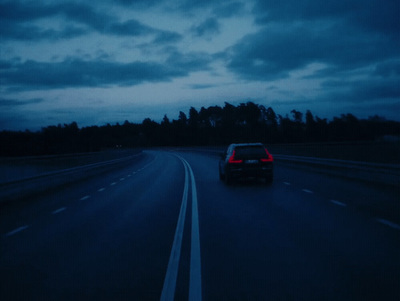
[235,146,267,158]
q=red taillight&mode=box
[260,148,273,162]
[228,150,243,163]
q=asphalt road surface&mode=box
[1,150,399,301]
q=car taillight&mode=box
[228,150,243,163]
[260,148,273,162]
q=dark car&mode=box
[219,143,274,184]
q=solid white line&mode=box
[6,225,29,237]
[98,187,106,192]
[52,207,66,214]
[330,200,347,207]
[186,159,202,301]
[80,195,90,201]
[302,189,313,194]
[283,182,291,185]
[376,218,400,230]
[160,161,190,301]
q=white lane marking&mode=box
[330,200,347,207]
[161,155,202,301]
[160,161,190,301]
[376,218,400,230]
[6,225,29,237]
[283,182,291,185]
[111,182,117,186]
[120,178,125,181]
[52,207,66,214]
[185,158,202,301]
[80,195,90,201]
[302,189,313,194]
[127,174,131,177]
[98,187,106,192]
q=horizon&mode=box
[1,0,399,131]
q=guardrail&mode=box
[0,152,143,203]
[273,154,400,187]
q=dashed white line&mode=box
[80,195,90,201]
[98,187,106,192]
[302,189,313,194]
[6,225,29,237]
[127,175,131,177]
[52,207,66,214]
[120,178,125,181]
[376,218,400,230]
[330,200,347,207]
[283,182,291,185]
[111,182,117,186]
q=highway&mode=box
[1,150,399,300]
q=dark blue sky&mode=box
[1,0,399,130]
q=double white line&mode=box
[160,155,202,301]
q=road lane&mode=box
[1,150,399,300]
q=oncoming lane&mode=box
[0,151,196,300]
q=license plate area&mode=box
[245,159,258,164]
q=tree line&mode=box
[1,102,399,156]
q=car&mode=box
[219,143,274,184]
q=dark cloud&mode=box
[0,52,212,90]
[189,84,216,90]
[374,60,400,78]
[212,2,245,18]
[0,1,57,21]
[0,0,181,42]
[153,31,182,44]
[226,22,399,80]
[113,0,160,8]
[107,19,155,36]
[253,0,400,37]
[0,21,87,41]
[0,98,44,107]
[191,18,220,38]
[321,78,400,102]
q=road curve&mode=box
[1,150,399,300]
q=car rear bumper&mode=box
[227,163,273,178]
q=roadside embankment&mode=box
[0,150,143,203]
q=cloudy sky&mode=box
[1,0,399,130]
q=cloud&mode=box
[321,77,400,103]
[0,52,212,90]
[189,84,217,90]
[225,21,399,81]
[0,0,181,42]
[252,0,400,37]
[0,21,87,41]
[191,18,220,38]
[212,2,245,18]
[0,98,44,107]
